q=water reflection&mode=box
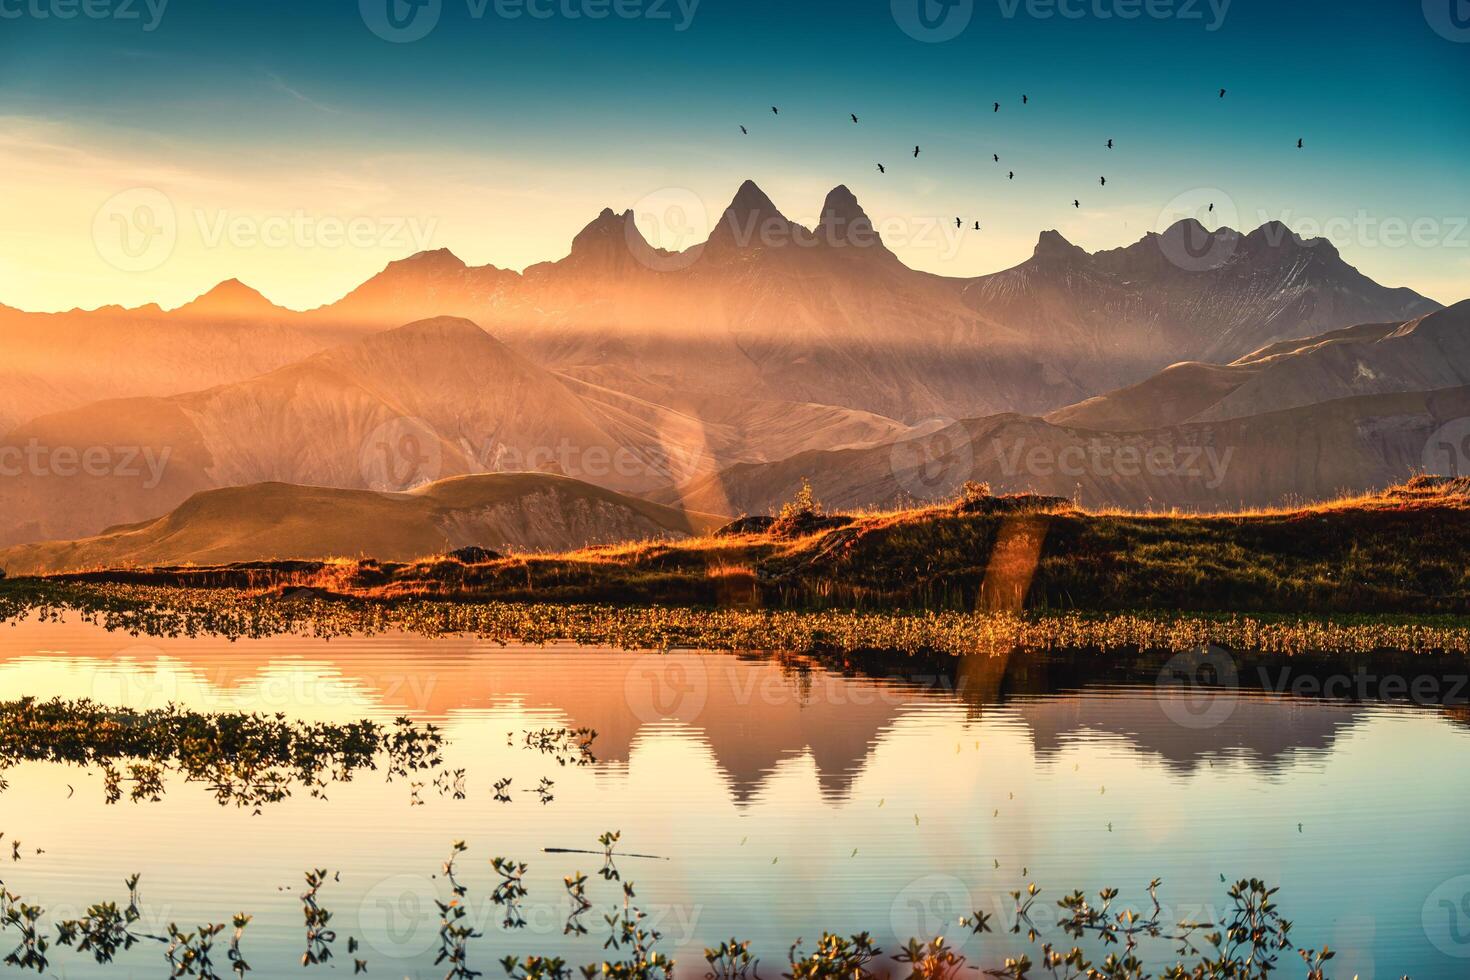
[0,617,1468,977]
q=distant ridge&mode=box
[0,473,728,576]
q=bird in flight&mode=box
[993,153,999,162]
[1208,202,1215,212]
[913,145,920,158]
[877,163,885,173]
[993,102,1000,112]
[955,217,962,228]
[974,221,981,230]
[1106,138,1113,149]
[1218,88,1226,98]
[771,106,779,115]
[1297,138,1303,148]
[1073,199,1080,208]
[851,113,859,123]
[1022,94,1029,104]
[739,125,747,135]
[1008,171,1015,180]
[1100,176,1106,186]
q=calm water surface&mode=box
[2,618,1468,978]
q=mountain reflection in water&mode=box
[0,617,1467,979]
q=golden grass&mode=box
[7,582,1470,657]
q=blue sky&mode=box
[1,0,1466,310]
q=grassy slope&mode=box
[36,478,1470,617]
[0,473,728,575]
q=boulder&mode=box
[714,516,776,537]
[447,545,503,564]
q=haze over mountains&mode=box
[0,179,1462,566]
[0,474,724,576]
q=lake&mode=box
[1,616,1468,978]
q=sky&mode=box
[1,0,1467,312]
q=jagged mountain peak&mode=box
[706,179,804,251]
[816,184,888,253]
[1032,229,1088,262]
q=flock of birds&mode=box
[742,88,1305,229]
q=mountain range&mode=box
[0,179,1461,567]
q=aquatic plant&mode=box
[0,886,48,973]
[0,697,442,811]
[785,932,880,980]
[165,922,227,978]
[703,938,758,980]
[524,727,598,766]
[300,869,337,967]
[492,855,530,930]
